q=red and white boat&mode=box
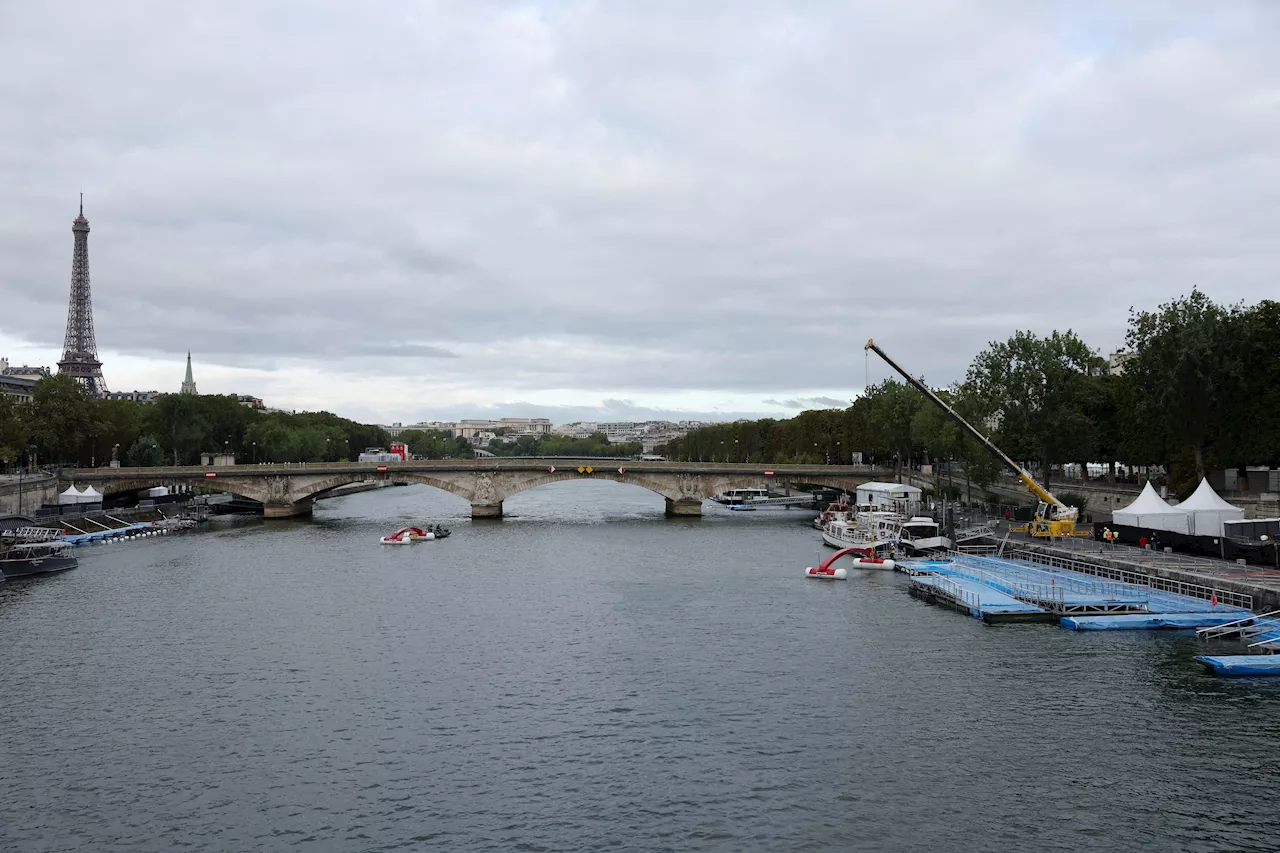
[379,526,435,544]
[812,502,855,530]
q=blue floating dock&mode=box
[908,573,1054,624]
[1062,611,1252,631]
[905,554,1251,629]
[1195,655,1280,676]
[60,522,153,545]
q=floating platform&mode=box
[1195,655,1280,676]
[60,522,155,545]
[906,554,1251,629]
[1062,611,1252,631]
[908,574,1054,624]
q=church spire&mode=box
[180,352,197,394]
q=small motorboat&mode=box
[380,526,434,544]
[379,526,451,544]
[728,504,756,512]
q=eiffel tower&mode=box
[57,194,107,397]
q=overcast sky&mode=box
[3,1,1278,425]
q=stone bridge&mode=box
[66,460,890,519]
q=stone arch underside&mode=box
[79,476,275,505]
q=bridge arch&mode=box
[85,475,275,505]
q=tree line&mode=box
[660,292,1280,499]
[394,428,640,459]
[0,378,390,468]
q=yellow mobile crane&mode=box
[864,338,1080,538]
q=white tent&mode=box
[78,485,103,504]
[1111,481,1189,534]
[58,485,83,505]
[1178,478,1244,538]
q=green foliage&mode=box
[1055,491,1090,515]
[2,380,390,467]
[486,433,641,458]
[126,435,167,467]
[0,393,28,468]
[965,329,1097,481]
[661,294,1280,492]
[397,429,457,459]
[32,375,103,463]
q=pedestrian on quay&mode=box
[1138,535,1148,549]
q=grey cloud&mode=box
[763,397,849,410]
[3,1,1279,413]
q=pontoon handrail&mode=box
[1196,609,1280,638]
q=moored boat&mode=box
[895,517,952,557]
[0,528,78,578]
[812,502,855,530]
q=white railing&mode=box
[1004,547,1253,611]
[916,576,981,610]
[1196,609,1280,639]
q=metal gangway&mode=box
[1197,610,1280,651]
[953,522,996,542]
[7,526,63,542]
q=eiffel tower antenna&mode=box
[56,196,107,396]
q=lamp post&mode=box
[91,434,97,469]
[252,441,257,464]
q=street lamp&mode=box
[252,441,257,464]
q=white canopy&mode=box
[1111,481,1189,534]
[58,485,83,505]
[79,485,103,503]
[1178,478,1244,538]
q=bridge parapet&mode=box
[65,460,891,519]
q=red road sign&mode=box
[764,470,775,476]
[205,472,217,478]
[377,465,387,472]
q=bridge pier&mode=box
[664,498,703,517]
[471,501,503,519]
[263,497,313,519]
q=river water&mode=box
[3,481,1280,852]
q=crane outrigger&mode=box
[864,338,1080,538]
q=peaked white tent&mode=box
[58,485,84,505]
[1178,478,1244,538]
[1111,481,1189,534]
[78,485,103,504]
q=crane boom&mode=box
[863,338,1071,517]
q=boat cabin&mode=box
[854,482,922,517]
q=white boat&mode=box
[815,529,897,570]
[812,502,855,530]
[712,486,769,505]
[896,517,952,556]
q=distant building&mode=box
[1108,349,1135,376]
[0,359,52,380]
[0,374,37,402]
[180,352,197,394]
[235,394,265,410]
[453,418,551,439]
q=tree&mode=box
[966,330,1096,490]
[126,435,168,467]
[863,380,922,476]
[0,393,28,471]
[31,375,101,463]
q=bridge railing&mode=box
[66,460,891,477]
